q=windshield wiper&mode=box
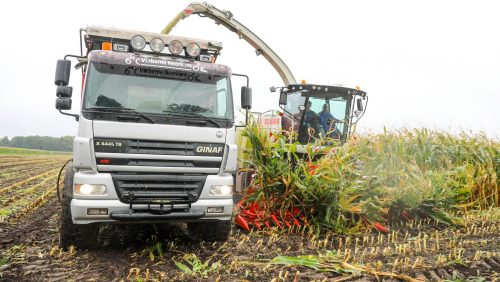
[85,106,155,124]
[162,110,221,128]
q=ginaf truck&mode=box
[54,26,252,248]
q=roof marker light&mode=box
[102,42,112,51]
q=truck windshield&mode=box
[83,62,233,121]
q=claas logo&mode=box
[261,117,281,126]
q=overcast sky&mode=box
[0,0,498,138]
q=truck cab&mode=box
[54,26,252,248]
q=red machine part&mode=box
[235,198,304,231]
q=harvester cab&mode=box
[276,83,368,144]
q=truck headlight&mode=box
[210,185,233,196]
[74,184,107,196]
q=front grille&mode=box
[127,140,197,156]
[94,137,224,157]
[97,139,223,203]
[111,173,207,204]
[97,158,221,168]
[94,139,225,157]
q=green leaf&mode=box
[174,260,193,274]
[270,255,319,270]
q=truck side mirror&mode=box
[279,91,287,105]
[54,59,78,120]
[56,98,72,110]
[356,98,364,111]
[241,86,252,110]
[57,86,73,98]
[55,59,71,86]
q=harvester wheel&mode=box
[187,220,231,242]
[59,162,100,250]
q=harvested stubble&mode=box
[0,155,69,223]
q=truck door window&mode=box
[216,78,228,117]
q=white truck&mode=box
[54,25,252,248]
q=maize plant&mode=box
[235,122,499,234]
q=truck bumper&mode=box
[71,171,234,224]
[71,198,233,224]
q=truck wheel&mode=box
[59,162,100,250]
[187,220,231,242]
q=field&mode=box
[0,142,499,281]
[0,147,71,156]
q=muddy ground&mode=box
[1,195,499,281]
[0,156,499,281]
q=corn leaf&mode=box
[271,255,319,270]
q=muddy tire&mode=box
[187,220,231,242]
[59,162,100,250]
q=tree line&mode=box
[0,136,73,152]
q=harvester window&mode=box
[284,92,305,116]
[308,97,347,140]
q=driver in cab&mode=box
[319,104,341,139]
[303,101,317,124]
[300,101,322,138]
